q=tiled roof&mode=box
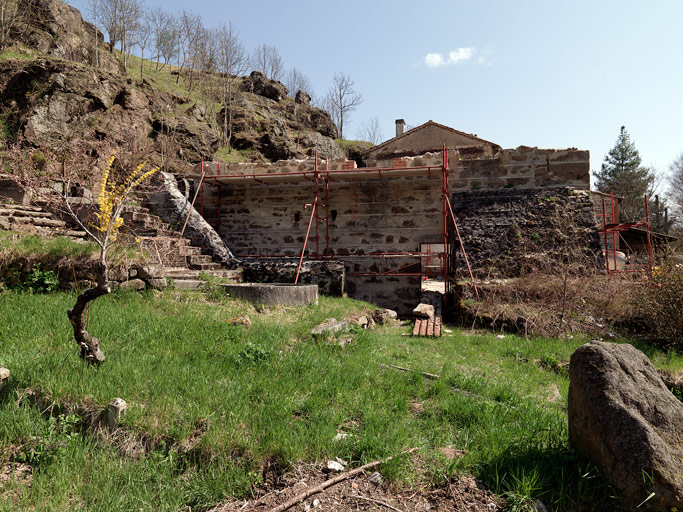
[362,120,500,156]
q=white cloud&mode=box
[424,47,478,68]
[448,47,475,64]
[425,53,445,68]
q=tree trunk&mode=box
[67,261,109,364]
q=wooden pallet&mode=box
[412,316,442,337]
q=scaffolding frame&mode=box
[595,191,653,276]
[199,146,478,304]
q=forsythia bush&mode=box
[94,150,158,243]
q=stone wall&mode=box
[451,187,603,278]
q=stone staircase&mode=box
[123,183,241,289]
[0,202,88,239]
[0,183,241,290]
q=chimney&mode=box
[395,119,406,137]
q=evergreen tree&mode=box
[593,126,655,222]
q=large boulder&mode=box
[568,341,683,511]
[242,71,288,102]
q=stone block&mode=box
[147,278,167,290]
[107,398,127,431]
[119,279,146,291]
[0,367,9,393]
[413,303,435,319]
[312,318,348,338]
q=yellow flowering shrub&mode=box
[94,150,159,243]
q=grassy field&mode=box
[0,288,681,511]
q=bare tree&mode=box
[357,116,384,145]
[174,10,203,84]
[133,13,152,80]
[147,7,170,70]
[156,24,177,71]
[216,23,248,148]
[251,43,283,81]
[324,72,363,140]
[284,67,313,97]
[0,0,19,50]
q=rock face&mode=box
[242,71,288,102]
[568,342,683,511]
[295,90,311,105]
[14,0,123,75]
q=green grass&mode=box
[0,45,37,62]
[213,146,259,164]
[0,230,98,259]
[0,289,681,511]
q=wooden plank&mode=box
[419,319,427,336]
[434,316,442,337]
[412,320,421,336]
[427,319,434,336]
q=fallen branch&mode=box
[266,447,418,512]
[379,363,439,380]
[346,494,404,512]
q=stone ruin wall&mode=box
[195,146,591,313]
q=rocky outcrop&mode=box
[0,0,340,168]
[148,172,235,265]
[14,0,123,75]
[568,341,683,511]
[242,71,288,101]
[295,90,311,105]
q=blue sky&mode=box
[68,0,683,186]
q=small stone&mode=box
[107,397,127,431]
[226,316,251,329]
[533,500,547,512]
[372,308,398,325]
[333,433,350,441]
[312,498,319,507]
[119,279,145,291]
[311,318,348,338]
[496,334,505,339]
[368,471,382,486]
[444,329,453,333]
[0,367,8,393]
[326,460,344,472]
[487,504,497,511]
[147,278,167,290]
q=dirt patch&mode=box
[210,461,502,512]
[0,462,33,502]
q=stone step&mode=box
[0,203,44,212]
[190,262,222,271]
[189,254,213,265]
[170,279,202,290]
[163,268,241,280]
[0,208,52,218]
[1,216,66,228]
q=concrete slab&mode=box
[220,283,318,306]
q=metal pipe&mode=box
[446,196,478,298]
[295,199,317,284]
[216,162,221,233]
[601,197,610,275]
[180,157,206,238]
[645,194,653,275]
[200,157,204,218]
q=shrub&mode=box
[22,263,59,293]
[640,260,683,351]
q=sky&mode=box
[68,0,683,187]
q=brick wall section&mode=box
[199,171,444,313]
[451,187,603,278]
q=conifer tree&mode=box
[593,126,655,222]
